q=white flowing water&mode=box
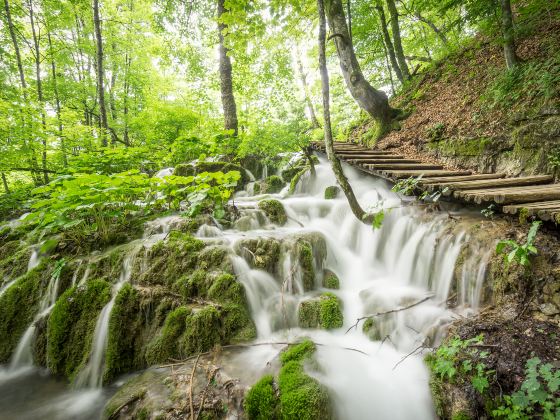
[219,156,491,419]
[74,250,139,389]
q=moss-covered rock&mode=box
[47,279,112,380]
[145,306,190,365]
[296,240,315,292]
[258,199,288,225]
[281,166,306,183]
[260,175,284,194]
[0,241,31,282]
[298,293,343,330]
[0,260,51,362]
[324,186,340,199]
[322,270,340,289]
[245,340,331,420]
[289,168,309,194]
[235,237,282,273]
[244,374,278,420]
[174,161,250,190]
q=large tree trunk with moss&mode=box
[385,0,410,80]
[501,0,518,69]
[217,0,239,136]
[93,0,109,147]
[375,1,403,83]
[318,0,368,223]
[324,0,395,131]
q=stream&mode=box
[0,155,491,419]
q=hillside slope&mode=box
[353,9,560,178]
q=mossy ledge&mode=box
[298,293,343,330]
[258,199,288,226]
[244,340,332,420]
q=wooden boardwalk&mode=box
[312,142,560,224]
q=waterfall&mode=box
[226,155,493,419]
[74,250,138,389]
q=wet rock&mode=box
[259,175,284,194]
[235,237,282,273]
[322,270,340,289]
[258,199,287,225]
[324,186,340,199]
[297,293,343,330]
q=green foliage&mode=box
[427,334,494,395]
[145,306,191,365]
[492,357,560,419]
[496,221,541,267]
[392,176,422,195]
[371,210,385,230]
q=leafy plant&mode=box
[392,176,423,195]
[496,221,541,267]
[428,334,494,394]
[482,204,496,219]
[493,357,560,419]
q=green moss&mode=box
[289,168,309,194]
[145,306,191,365]
[258,199,288,226]
[324,186,340,200]
[47,279,112,380]
[235,238,281,272]
[222,303,257,342]
[207,273,245,306]
[0,260,51,362]
[197,245,231,272]
[181,306,222,355]
[174,163,195,177]
[281,166,305,183]
[296,240,315,292]
[175,161,249,190]
[319,293,343,329]
[322,270,339,289]
[297,294,343,330]
[362,318,375,334]
[0,242,31,282]
[280,340,316,364]
[260,175,284,194]
[244,374,278,420]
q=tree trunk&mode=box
[29,0,49,184]
[385,0,410,80]
[501,0,518,69]
[296,49,320,129]
[318,0,368,223]
[381,37,396,95]
[1,173,9,194]
[4,0,27,96]
[217,0,239,136]
[123,53,131,147]
[324,0,395,130]
[347,0,352,44]
[376,1,403,84]
[93,0,109,147]
[415,12,448,46]
[46,30,67,167]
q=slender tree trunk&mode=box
[93,0,109,147]
[415,12,448,46]
[325,0,395,130]
[501,0,518,69]
[346,0,352,44]
[1,173,9,194]
[123,53,131,147]
[296,49,320,129]
[217,0,238,136]
[46,30,67,167]
[375,1,403,83]
[29,0,49,183]
[318,0,368,223]
[385,0,410,80]
[381,38,396,95]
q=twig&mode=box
[392,340,429,371]
[346,296,433,333]
[195,366,219,420]
[189,353,200,420]
[107,394,142,420]
[287,215,304,227]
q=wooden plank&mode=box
[366,163,443,170]
[346,159,419,164]
[382,170,472,179]
[455,184,560,198]
[336,151,395,156]
[538,210,560,222]
[503,200,560,215]
[437,176,553,195]
[420,173,506,184]
[457,185,560,205]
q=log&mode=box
[384,170,471,179]
[347,158,417,164]
[503,200,560,215]
[336,151,395,156]
[457,185,560,204]
[436,175,553,195]
[367,163,443,170]
[420,173,506,185]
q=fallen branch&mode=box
[195,366,220,420]
[346,296,433,334]
[189,353,200,420]
[392,340,430,370]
